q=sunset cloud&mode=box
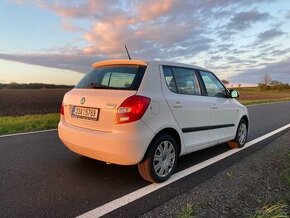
[4,0,290,84]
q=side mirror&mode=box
[230,90,239,98]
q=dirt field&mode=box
[0,89,70,116]
[238,90,290,100]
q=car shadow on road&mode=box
[177,143,231,172]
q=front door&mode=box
[199,71,238,143]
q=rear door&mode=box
[62,65,146,132]
[161,66,212,150]
[199,71,238,142]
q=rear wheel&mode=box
[138,134,178,183]
[229,119,248,148]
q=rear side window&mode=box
[76,65,146,90]
[163,66,201,95]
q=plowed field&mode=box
[0,89,70,116]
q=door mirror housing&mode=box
[230,90,239,98]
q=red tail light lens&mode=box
[115,95,151,124]
[60,104,64,115]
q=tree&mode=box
[261,73,272,85]
[221,79,229,85]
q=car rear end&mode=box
[58,60,154,165]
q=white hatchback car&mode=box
[58,59,249,183]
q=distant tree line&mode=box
[258,73,290,90]
[0,82,74,89]
[221,74,290,90]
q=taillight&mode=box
[115,95,151,124]
[60,104,64,115]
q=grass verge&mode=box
[0,113,59,135]
[250,203,288,218]
[250,152,290,218]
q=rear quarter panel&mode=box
[137,63,186,155]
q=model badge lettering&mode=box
[107,103,117,109]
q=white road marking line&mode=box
[0,129,57,138]
[77,123,290,218]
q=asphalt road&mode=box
[1,102,290,218]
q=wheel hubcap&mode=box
[153,141,176,177]
[238,123,247,145]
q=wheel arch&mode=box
[141,127,182,162]
[241,115,249,129]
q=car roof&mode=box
[92,59,209,72]
[148,60,209,71]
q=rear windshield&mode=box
[75,65,147,90]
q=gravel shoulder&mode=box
[141,130,290,218]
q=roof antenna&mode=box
[124,44,131,60]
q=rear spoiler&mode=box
[92,60,148,68]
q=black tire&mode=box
[138,134,178,183]
[229,118,248,148]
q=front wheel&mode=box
[229,119,248,148]
[138,134,178,183]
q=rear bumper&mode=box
[58,119,154,165]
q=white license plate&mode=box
[72,106,99,121]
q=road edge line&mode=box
[0,129,57,138]
[77,123,290,218]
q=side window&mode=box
[163,66,201,95]
[171,67,201,95]
[163,66,177,93]
[200,71,227,98]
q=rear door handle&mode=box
[211,104,218,109]
[173,101,183,109]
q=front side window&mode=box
[163,66,201,95]
[76,65,146,90]
[200,71,228,98]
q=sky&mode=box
[0,0,290,85]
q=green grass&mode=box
[251,153,290,218]
[250,203,288,218]
[0,113,59,135]
[179,204,196,218]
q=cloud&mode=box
[8,0,290,84]
[15,0,273,58]
[230,58,290,83]
[256,27,285,43]
[15,0,109,18]
[61,19,84,32]
[285,10,290,19]
[137,0,176,21]
[0,53,104,73]
[226,9,270,31]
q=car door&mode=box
[199,70,239,143]
[161,66,212,151]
